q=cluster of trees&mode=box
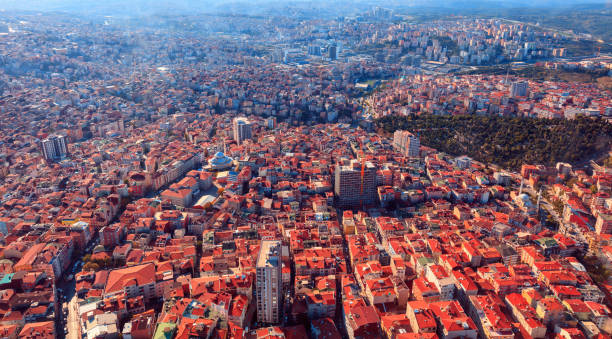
[582,255,611,284]
[82,253,120,272]
[459,65,609,84]
[432,35,460,55]
[376,114,612,170]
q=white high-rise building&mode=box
[256,240,282,324]
[393,130,420,157]
[40,135,69,161]
[510,81,528,97]
[233,117,252,145]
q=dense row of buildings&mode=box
[2,106,611,338]
[363,71,612,119]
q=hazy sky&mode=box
[0,0,609,16]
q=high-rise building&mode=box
[334,159,377,209]
[393,130,420,157]
[552,48,566,58]
[308,45,321,56]
[328,45,337,60]
[256,240,282,324]
[595,211,612,235]
[40,135,69,161]
[455,156,472,169]
[510,81,528,97]
[233,117,252,145]
[266,117,277,130]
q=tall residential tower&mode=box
[334,159,377,209]
[393,130,420,157]
[233,117,252,145]
[40,135,69,161]
[256,240,282,324]
[510,81,529,97]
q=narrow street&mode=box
[524,185,563,225]
[57,250,82,339]
[66,294,81,339]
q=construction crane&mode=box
[360,140,366,209]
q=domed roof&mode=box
[209,151,233,170]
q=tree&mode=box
[582,255,611,283]
[196,240,203,255]
[566,178,578,188]
[551,199,565,216]
[103,257,112,268]
[545,214,559,230]
[83,262,100,272]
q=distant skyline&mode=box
[1,0,610,17]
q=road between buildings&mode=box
[66,295,81,339]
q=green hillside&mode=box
[376,114,612,169]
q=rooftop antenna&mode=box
[504,65,510,85]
